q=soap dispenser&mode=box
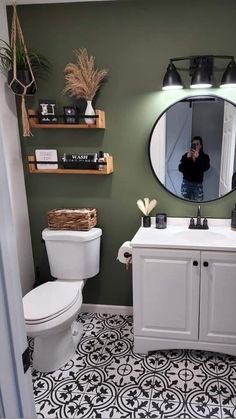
[231,203,236,230]
[98,151,105,170]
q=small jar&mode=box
[142,216,151,227]
[98,150,105,170]
[156,213,167,229]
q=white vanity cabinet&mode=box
[199,251,236,345]
[132,246,236,356]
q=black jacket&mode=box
[178,151,210,183]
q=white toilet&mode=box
[23,227,102,372]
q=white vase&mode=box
[84,100,96,125]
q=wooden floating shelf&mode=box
[28,155,114,175]
[28,109,106,129]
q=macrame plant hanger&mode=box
[8,1,36,137]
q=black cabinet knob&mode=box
[193,260,198,266]
[203,261,209,267]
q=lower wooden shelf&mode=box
[28,155,114,175]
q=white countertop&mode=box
[131,218,236,251]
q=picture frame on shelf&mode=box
[63,106,78,124]
[35,149,58,169]
[38,100,57,124]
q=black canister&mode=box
[142,216,151,227]
[156,213,167,229]
[231,204,236,230]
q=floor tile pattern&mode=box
[31,313,236,418]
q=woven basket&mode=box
[47,208,97,231]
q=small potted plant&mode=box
[137,198,157,227]
[0,39,51,95]
[63,48,108,124]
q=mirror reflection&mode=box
[149,96,236,202]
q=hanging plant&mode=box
[0,4,50,136]
[0,40,50,95]
[63,49,108,124]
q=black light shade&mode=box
[220,59,236,87]
[190,61,212,88]
[162,62,183,90]
[162,55,236,91]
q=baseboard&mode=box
[81,303,133,316]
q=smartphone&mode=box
[192,144,196,150]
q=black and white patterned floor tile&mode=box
[30,313,236,418]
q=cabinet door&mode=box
[200,251,236,344]
[132,248,200,341]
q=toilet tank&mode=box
[42,228,102,280]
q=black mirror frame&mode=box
[148,94,236,203]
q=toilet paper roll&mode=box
[117,241,132,264]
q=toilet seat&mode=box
[23,281,82,324]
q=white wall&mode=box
[0,3,35,296]
[5,0,114,3]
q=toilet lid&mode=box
[23,281,81,323]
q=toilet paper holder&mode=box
[124,252,132,258]
[117,241,132,270]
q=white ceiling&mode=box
[4,0,116,4]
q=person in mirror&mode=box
[178,136,210,201]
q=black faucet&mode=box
[196,205,201,227]
[189,206,209,230]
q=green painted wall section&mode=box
[12,0,236,305]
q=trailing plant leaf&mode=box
[0,39,51,79]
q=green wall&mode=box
[13,0,236,305]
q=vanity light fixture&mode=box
[162,55,236,90]
[162,62,184,90]
[220,59,236,88]
[190,57,212,89]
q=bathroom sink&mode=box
[173,230,226,242]
[131,217,236,251]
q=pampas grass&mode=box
[63,48,108,101]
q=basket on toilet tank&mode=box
[47,208,97,231]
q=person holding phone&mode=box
[178,136,210,201]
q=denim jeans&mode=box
[181,179,203,201]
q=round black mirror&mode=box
[149,95,236,202]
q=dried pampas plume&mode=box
[63,48,108,101]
